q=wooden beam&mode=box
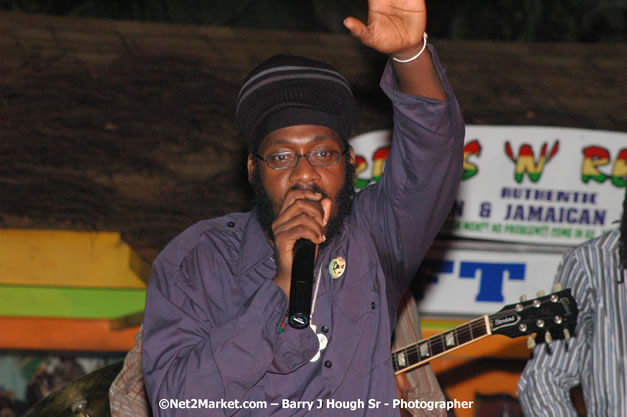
[0,285,146,319]
[0,229,149,288]
[0,316,139,351]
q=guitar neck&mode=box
[392,315,492,374]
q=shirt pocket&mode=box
[332,271,383,378]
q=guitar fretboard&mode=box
[392,316,490,373]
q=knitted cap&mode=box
[236,55,354,152]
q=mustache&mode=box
[251,157,355,244]
[288,184,329,199]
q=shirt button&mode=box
[227,221,235,228]
[371,302,376,310]
[321,326,329,333]
[324,360,333,368]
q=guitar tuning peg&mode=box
[527,336,536,349]
[520,295,527,302]
[552,283,563,292]
[563,328,571,340]
[545,332,553,345]
[536,290,545,297]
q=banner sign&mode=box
[350,126,626,246]
[415,241,569,316]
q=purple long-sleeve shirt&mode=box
[142,46,464,417]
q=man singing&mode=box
[141,0,464,415]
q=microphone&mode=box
[287,239,316,329]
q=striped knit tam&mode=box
[236,55,354,152]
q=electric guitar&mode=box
[392,287,578,374]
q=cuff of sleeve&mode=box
[380,44,453,105]
[247,280,319,374]
[269,325,319,374]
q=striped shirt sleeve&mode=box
[517,246,594,417]
[518,228,627,416]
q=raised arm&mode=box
[347,0,464,293]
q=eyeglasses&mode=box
[255,148,348,170]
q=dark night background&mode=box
[1,0,625,42]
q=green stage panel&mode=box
[0,285,146,319]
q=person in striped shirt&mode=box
[517,184,627,416]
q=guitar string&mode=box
[394,318,487,366]
[395,320,486,354]
[395,297,569,369]
[398,305,532,359]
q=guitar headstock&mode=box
[489,286,578,348]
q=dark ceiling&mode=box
[1,0,625,42]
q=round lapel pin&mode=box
[329,256,346,279]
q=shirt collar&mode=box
[238,212,274,277]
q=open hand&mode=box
[344,0,427,57]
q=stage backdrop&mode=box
[350,126,626,315]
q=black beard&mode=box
[252,159,355,248]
